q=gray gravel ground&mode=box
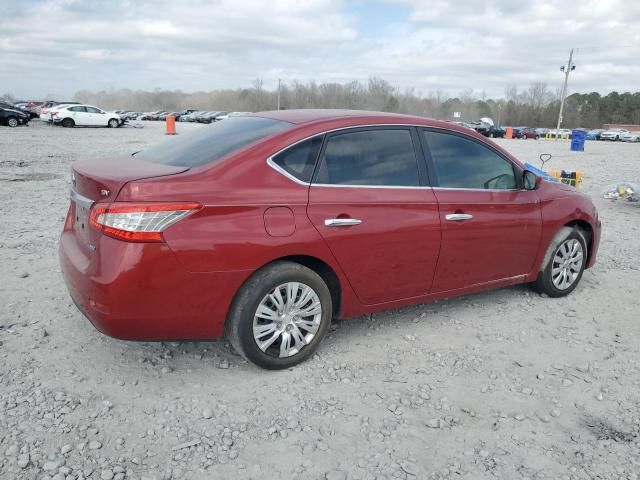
[1,120,640,480]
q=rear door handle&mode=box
[445,213,473,221]
[324,218,363,227]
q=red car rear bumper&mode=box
[59,218,250,341]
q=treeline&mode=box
[17,77,640,128]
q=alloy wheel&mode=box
[253,282,322,358]
[551,239,584,290]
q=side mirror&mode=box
[523,170,538,190]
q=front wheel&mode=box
[108,118,119,128]
[225,261,333,369]
[7,116,19,127]
[532,227,587,297]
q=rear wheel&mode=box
[108,118,119,128]
[61,118,75,128]
[225,261,333,369]
[532,227,587,297]
[6,116,19,127]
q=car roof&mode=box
[253,109,458,129]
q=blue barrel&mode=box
[571,130,586,151]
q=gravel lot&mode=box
[1,120,639,480]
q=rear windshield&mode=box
[135,116,291,167]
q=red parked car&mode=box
[59,110,601,369]
[519,127,541,139]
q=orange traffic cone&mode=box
[165,115,176,135]
[505,127,513,139]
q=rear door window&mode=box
[135,117,291,167]
[314,129,419,186]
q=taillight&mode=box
[89,202,201,242]
[50,111,58,116]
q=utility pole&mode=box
[277,78,281,111]
[555,48,575,138]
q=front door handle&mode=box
[324,218,363,227]
[445,213,473,221]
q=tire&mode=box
[489,133,495,138]
[6,116,19,127]
[61,118,75,128]
[108,118,119,128]
[535,135,540,140]
[532,227,587,297]
[225,261,333,369]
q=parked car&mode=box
[196,111,222,123]
[0,104,30,127]
[545,129,572,139]
[586,129,605,141]
[3,102,40,119]
[480,125,506,138]
[40,103,74,121]
[620,131,640,142]
[115,111,141,121]
[535,128,549,137]
[518,127,540,139]
[38,101,79,117]
[59,110,601,369]
[51,104,122,128]
[151,111,169,121]
[600,129,629,141]
[179,111,202,122]
[471,122,505,138]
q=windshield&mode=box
[135,116,291,167]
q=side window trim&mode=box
[420,127,523,191]
[311,126,426,188]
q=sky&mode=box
[1,0,639,100]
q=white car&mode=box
[600,129,629,141]
[52,104,122,128]
[39,103,74,121]
[620,131,640,143]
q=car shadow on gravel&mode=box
[104,283,533,373]
[326,283,533,341]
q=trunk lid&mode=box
[68,156,189,250]
[72,155,189,202]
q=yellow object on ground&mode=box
[548,170,583,187]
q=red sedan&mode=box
[59,110,601,369]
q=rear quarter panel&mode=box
[116,136,363,317]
